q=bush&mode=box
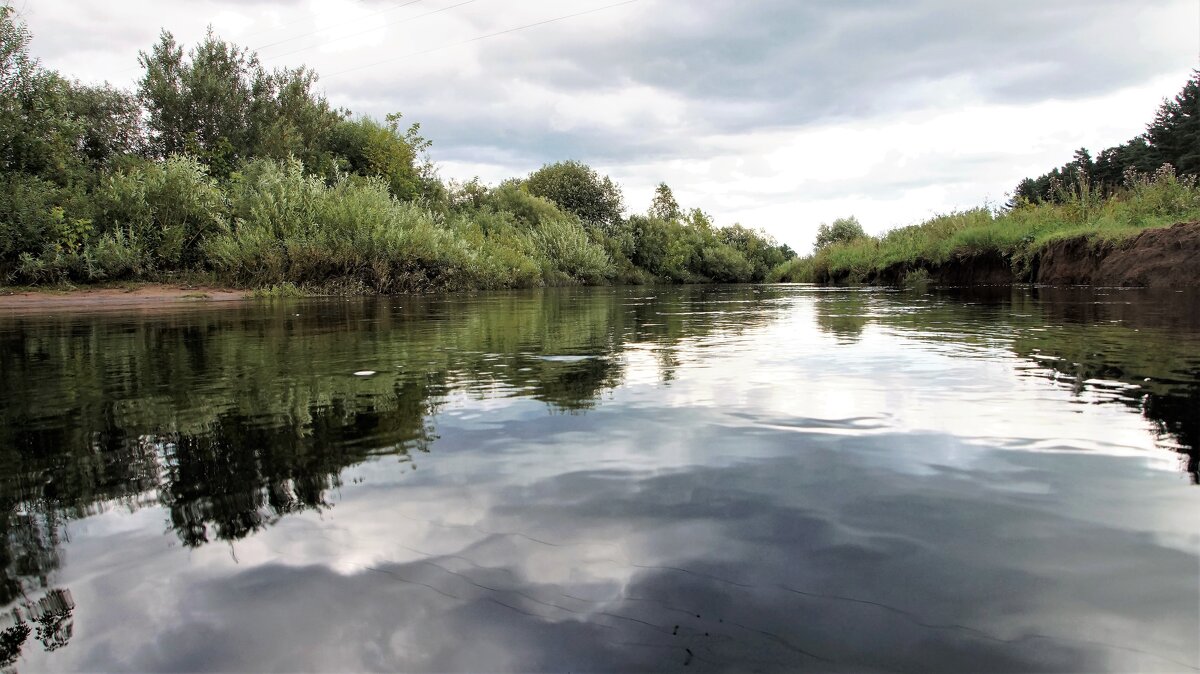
[521,215,613,284]
[207,158,489,292]
[0,174,92,277]
[93,154,227,270]
[325,116,422,201]
[696,244,752,282]
[88,228,150,279]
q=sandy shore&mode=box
[0,284,249,314]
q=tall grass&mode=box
[772,166,1200,284]
[201,158,616,293]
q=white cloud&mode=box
[605,72,1185,250]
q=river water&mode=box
[0,285,1196,673]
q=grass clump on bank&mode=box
[770,166,1200,284]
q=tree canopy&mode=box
[1013,71,1200,204]
[814,216,866,250]
[525,160,625,232]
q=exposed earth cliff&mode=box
[1034,221,1200,287]
[861,221,1200,287]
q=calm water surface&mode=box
[0,285,1197,673]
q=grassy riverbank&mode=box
[0,9,794,293]
[768,167,1200,284]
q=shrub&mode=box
[521,215,613,284]
[93,154,227,269]
[814,216,866,250]
[88,228,149,279]
[696,244,752,282]
[0,174,92,277]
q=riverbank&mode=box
[1035,220,1200,286]
[4,215,1197,312]
[769,168,1200,287]
[0,283,248,313]
[859,220,1200,287]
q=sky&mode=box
[16,0,1200,251]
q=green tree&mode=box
[627,215,671,275]
[138,29,260,175]
[648,182,680,220]
[719,224,792,281]
[814,216,866,250]
[248,65,344,175]
[1147,71,1200,175]
[1013,71,1200,204]
[66,83,144,169]
[525,160,624,232]
[0,8,78,180]
[326,116,419,200]
[0,4,40,174]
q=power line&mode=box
[324,0,642,79]
[252,0,425,52]
[220,0,384,45]
[261,0,480,64]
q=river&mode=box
[0,285,1196,672]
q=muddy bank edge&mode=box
[863,221,1200,287]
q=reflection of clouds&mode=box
[622,291,1182,478]
[7,286,1200,671]
[34,418,1198,672]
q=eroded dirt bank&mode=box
[863,221,1200,287]
[1034,220,1200,287]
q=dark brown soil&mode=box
[931,251,1016,285]
[866,252,1015,286]
[1036,221,1200,287]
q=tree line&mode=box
[0,7,795,291]
[1013,71,1200,204]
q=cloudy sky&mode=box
[18,0,1200,250]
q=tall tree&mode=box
[1013,71,1200,203]
[138,29,265,175]
[1147,72,1200,175]
[525,160,624,231]
[648,182,680,220]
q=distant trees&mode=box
[1013,70,1200,204]
[1147,74,1200,176]
[624,191,794,283]
[814,216,866,250]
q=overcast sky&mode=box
[17,0,1200,250]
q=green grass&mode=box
[772,167,1200,284]
[248,282,309,299]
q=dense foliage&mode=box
[0,8,792,290]
[772,166,1200,284]
[1013,71,1200,204]
[813,216,866,250]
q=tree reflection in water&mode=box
[0,285,1196,669]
